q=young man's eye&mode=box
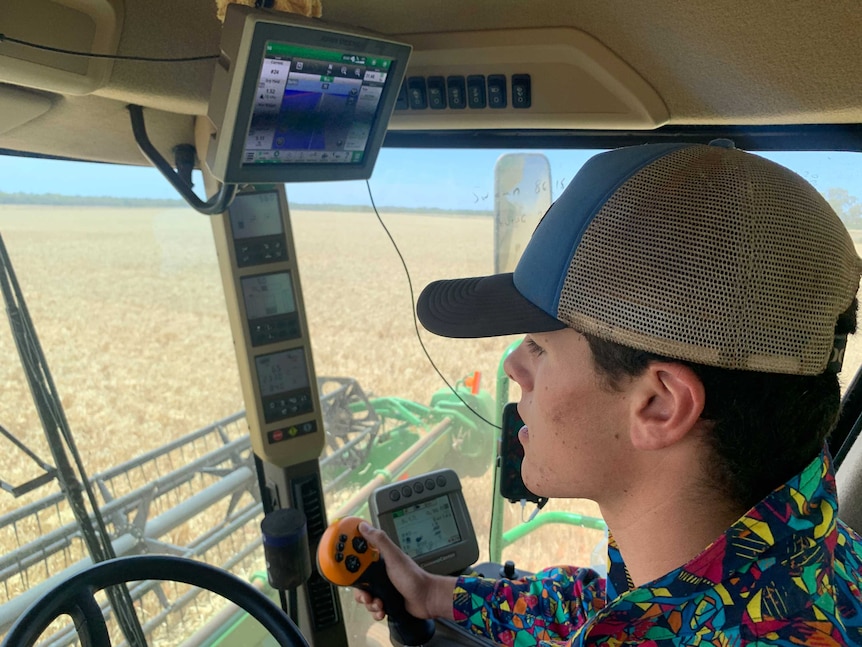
[524,337,545,356]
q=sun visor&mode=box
[0,0,123,95]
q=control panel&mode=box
[318,516,436,646]
[396,73,531,111]
[368,469,478,576]
[385,28,669,130]
[211,186,324,467]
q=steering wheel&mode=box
[2,555,310,647]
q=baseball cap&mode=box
[416,141,862,375]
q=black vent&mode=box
[295,475,340,629]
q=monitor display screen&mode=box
[255,348,309,397]
[391,494,462,559]
[229,191,283,240]
[206,7,411,184]
[246,43,394,167]
[241,271,297,320]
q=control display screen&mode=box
[255,348,309,397]
[245,42,394,166]
[391,494,462,559]
[229,191,283,240]
[241,272,297,320]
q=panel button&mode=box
[389,490,401,502]
[436,475,447,487]
[466,75,486,109]
[446,76,466,109]
[511,74,531,108]
[487,74,507,108]
[394,80,409,110]
[401,485,413,497]
[426,76,446,109]
[425,478,436,491]
[407,77,428,109]
[353,536,368,553]
[345,555,361,573]
[413,482,424,494]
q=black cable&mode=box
[279,589,289,616]
[127,105,237,215]
[364,180,501,431]
[288,588,299,623]
[0,33,218,62]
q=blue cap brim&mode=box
[416,273,566,338]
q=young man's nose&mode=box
[504,341,532,391]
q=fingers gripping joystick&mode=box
[317,516,435,646]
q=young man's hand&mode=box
[353,522,458,621]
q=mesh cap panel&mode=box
[559,145,860,374]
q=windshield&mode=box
[0,146,859,643]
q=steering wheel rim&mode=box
[2,555,310,647]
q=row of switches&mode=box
[396,74,532,111]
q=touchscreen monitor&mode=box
[206,5,411,184]
[391,494,463,559]
[369,469,479,575]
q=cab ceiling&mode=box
[0,0,859,165]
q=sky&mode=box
[0,148,858,211]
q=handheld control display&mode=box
[317,516,435,646]
[369,469,479,576]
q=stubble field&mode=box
[0,203,858,623]
[0,204,604,586]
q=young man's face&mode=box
[503,328,634,501]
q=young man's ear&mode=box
[629,363,706,450]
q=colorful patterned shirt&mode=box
[453,447,862,645]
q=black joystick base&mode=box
[358,559,435,646]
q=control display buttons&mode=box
[345,555,361,573]
[394,74,530,112]
[467,75,487,109]
[266,419,317,445]
[487,74,507,108]
[352,536,368,553]
[446,76,466,109]
[512,74,531,108]
[407,76,428,109]
[426,76,446,109]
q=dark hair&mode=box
[583,300,858,511]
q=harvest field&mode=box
[0,205,508,480]
[0,203,859,634]
[0,203,605,587]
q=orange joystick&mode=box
[317,516,435,646]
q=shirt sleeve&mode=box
[452,566,607,646]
